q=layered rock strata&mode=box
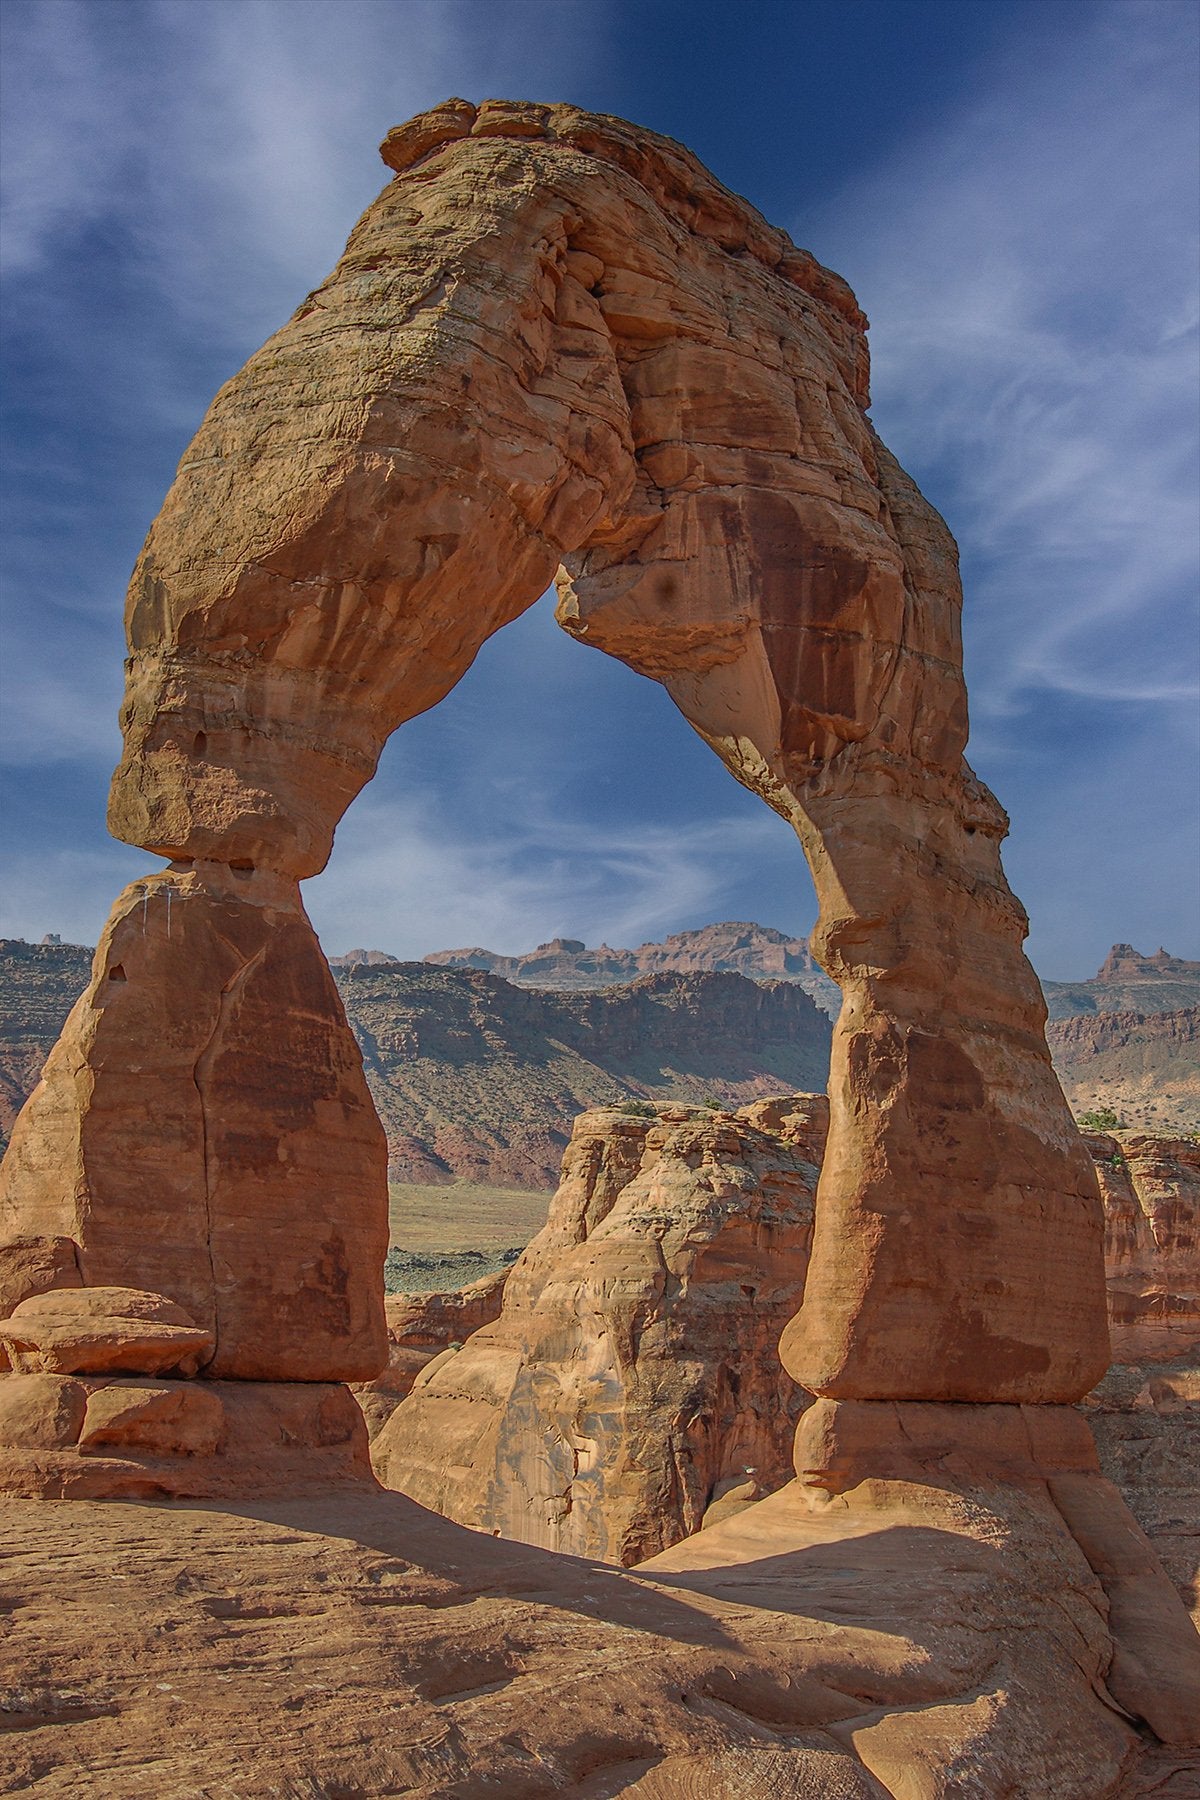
[375,1098,824,1563]
[3,97,1105,1421]
[0,97,1193,1779]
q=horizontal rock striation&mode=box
[346,963,832,1185]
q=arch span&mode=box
[0,100,1107,1403]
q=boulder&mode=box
[375,1099,822,1563]
[0,1235,82,1370]
[79,1380,225,1456]
[0,1286,213,1377]
[0,1235,81,1316]
[0,1373,87,1449]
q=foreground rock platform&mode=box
[1,1477,1196,1799]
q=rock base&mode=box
[0,1375,373,1499]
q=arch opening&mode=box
[0,100,1108,1430]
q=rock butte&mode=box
[374,1098,826,1564]
[0,99,1196,1792]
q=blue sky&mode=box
[1,0,1197,977]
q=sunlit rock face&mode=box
[374,1098,823,1563]
[1,99,1105,1422]
[0,99,1196,1788]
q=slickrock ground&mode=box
[1,1481,1195,1799]
[374,1099,825,1564]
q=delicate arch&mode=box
[1,100,1107,1402]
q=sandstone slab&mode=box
[0,1480,1172,1798]
[0,1286,213,1377]
[0,1378,370,1500]
[79,1379,225,1456]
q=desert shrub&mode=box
[1077,1106,1124,1132]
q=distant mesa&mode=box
[1096,944,1200,981]
[328,947,402,968]
[1042,942,1200,1022]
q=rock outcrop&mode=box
[1,866,387,1384]
[1079,1129,1200,1616]
[0,99,1193,1784]
[1088,1130,1200,1364]
[351,1270,508,1439]
[375,1098,825,1563]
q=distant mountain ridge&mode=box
[420,920,842,1011]
[1047,1004,1199,1135]
[3,933,1196,1171]
[338,961,832,1186]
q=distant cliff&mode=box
[339,962,832,1186]
[1048,1005,1199,1134]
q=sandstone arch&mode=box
[1,98,1108,1414]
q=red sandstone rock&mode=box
[104,101,1103,1405]
[1086,1130,1200,1360]
[0,1234,81,1370]
[376,1100,821,1563]
[0,864,388,1382]
[0,1235,81,1316]
[79,1380,225,1456]
[0,99,1106,1423]
[0,1373,86,1450]
[0,1286,213,1377]
[351,1272,509,1438]
[0,1378,372,1500]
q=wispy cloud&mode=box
[0,843,152,947]
[813,0,1199,724]
[306,789,793,960]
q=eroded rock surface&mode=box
[0,98,1192,1787]
[376,1098,824,1563]
[1,1477,1194,1798]
[351,1271,509,1439]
